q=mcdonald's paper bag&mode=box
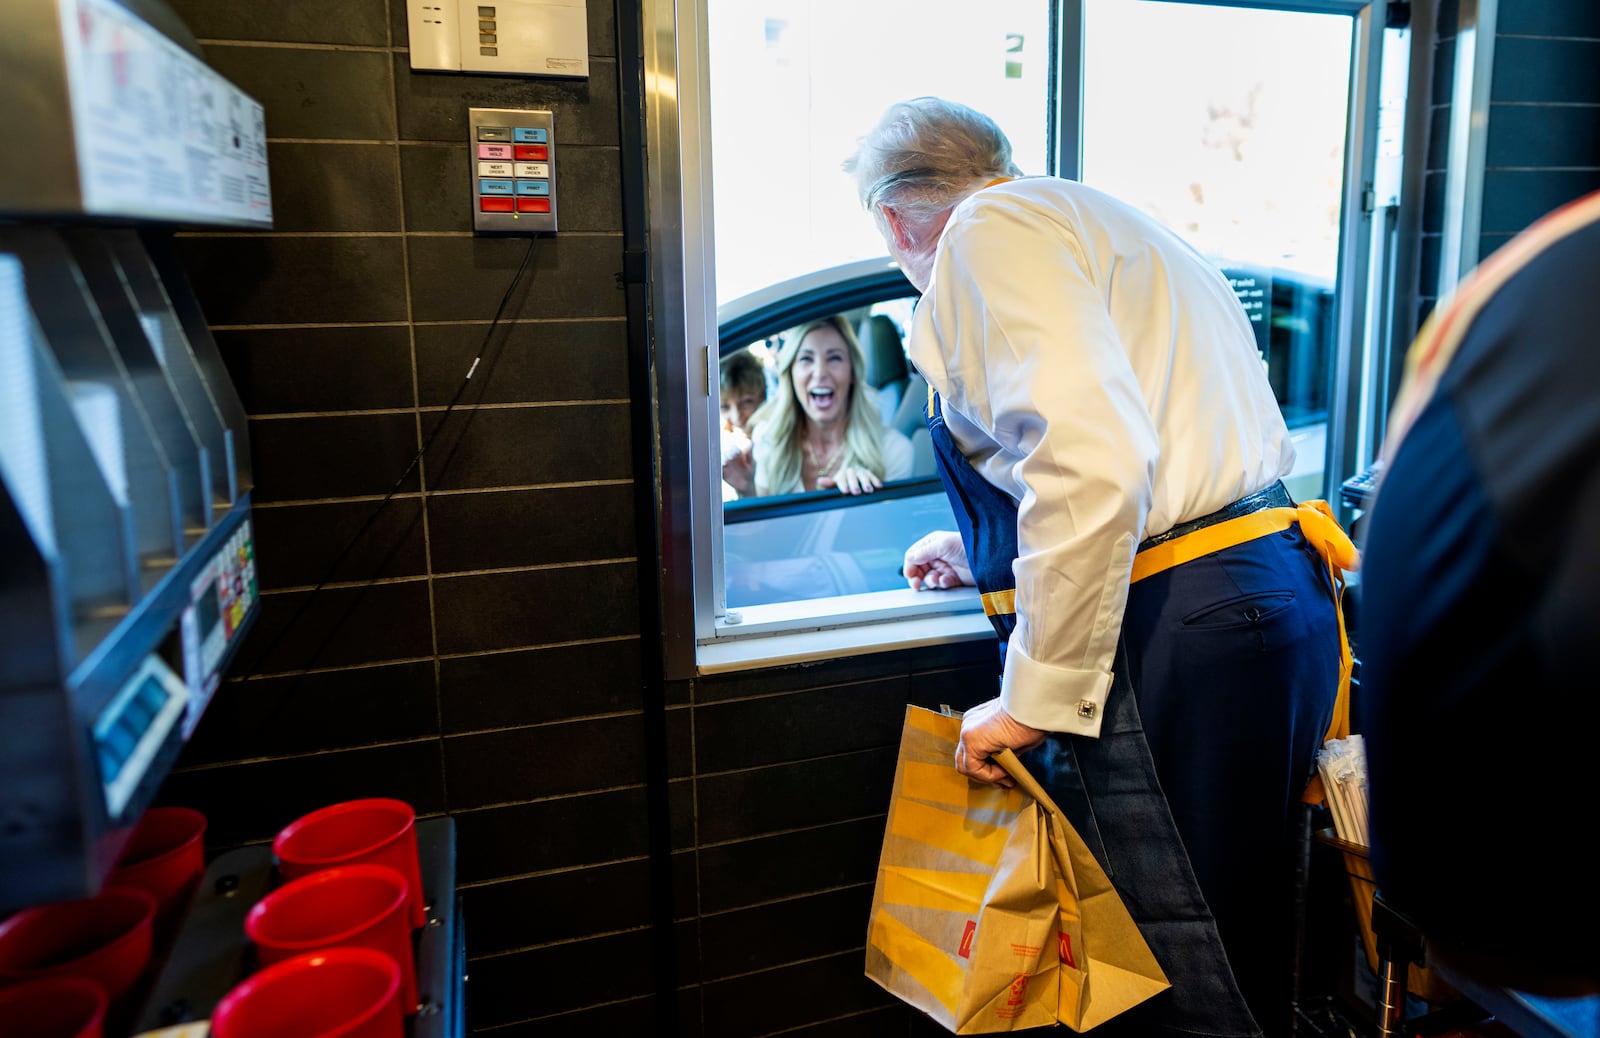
[865,705,1170,1033]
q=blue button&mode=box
[514,180,550,196]
[478,179,514,195]
[513,127,548,144]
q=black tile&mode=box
[1435,0,1459,41]
[417,402,632,491]
[247,412,420,502]
[464,929,655,1028]
[1422,169,1447,235]
[1418,233,1443,306]
[1491,39,1600,104]
[1429,37,1456,114]
[413,318,630,407]
[1496,3,1600,38]
[696,818,884,914]
[675,918,703,990]
[438,639,644,731]
[427,485,633,573]
[467,996,663,1037]
[443,713,647,807]
[778,1006,911,1038]
[1480,169,1600,234]
[393,54,621,146]
[585,0,619,59]
[700,886,873,980]
[166,0,390,46]
[695,651,908,705]
[672,848,698,923]
[905,662,999,717]
[668,777,697,852]
[215,325,414,415]
[1485,103,1600,169]
[1425,104,1452,172]
[694,677,910,772]
[180,661,437,766]
[665,676,692,708]
[666,706,693,779]
[694,749,896,844]
[262,142,403,233]
[202,45,396,140]
[544,146,627,234]
[173,236,408,326]
[701,952,892,1038]
[431,562,639,654]
[398,143,465,232]
[912,636,1000,673]
[459,859,653,955]
[452,789,649,883]
[231,579,434,676]
[404,234,626,322]
[400,141,624,234]
[250,497,427,591]
[158,741,446,847]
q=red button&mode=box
[513,144,548,161]
[479,196,514,212]
[516,197,551,213]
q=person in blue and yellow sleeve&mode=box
[1362,189,1600,998]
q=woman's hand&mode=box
[818,465,883,496]
[902,530,973,589]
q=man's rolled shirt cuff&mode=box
[1000,643,1113,738]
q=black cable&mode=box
[237,236,541,680]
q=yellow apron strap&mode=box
[981,588,1016,617]
[1130,500,1360,806]
[1291,500,1359,805]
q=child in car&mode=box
[719,349,767,499]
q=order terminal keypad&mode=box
[469,107,556,234]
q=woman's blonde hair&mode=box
[752,315,887,495]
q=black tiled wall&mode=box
[1419,0,1600,319]
[154,1,1004,1034]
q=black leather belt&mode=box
[1137,481,1294,553]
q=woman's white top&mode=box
[751,422,915,496]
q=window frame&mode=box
[643,0,1398,680]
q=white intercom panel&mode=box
[408,0,588,79]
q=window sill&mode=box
[697,587,994,674]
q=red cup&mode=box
[210,947,403,1038]
[106,806,207,937]
[273,799,425,928]
[0,887,155,1008]
[0,976,108,1038]
[245,864,417,1014]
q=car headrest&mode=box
[859,314,909,390]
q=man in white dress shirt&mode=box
[846,97,1357,1037]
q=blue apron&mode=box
[928,390,1341,1038]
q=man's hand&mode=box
[956,698,1047,788]
[903,530,973,590]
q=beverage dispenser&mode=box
[0,0,271,913]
